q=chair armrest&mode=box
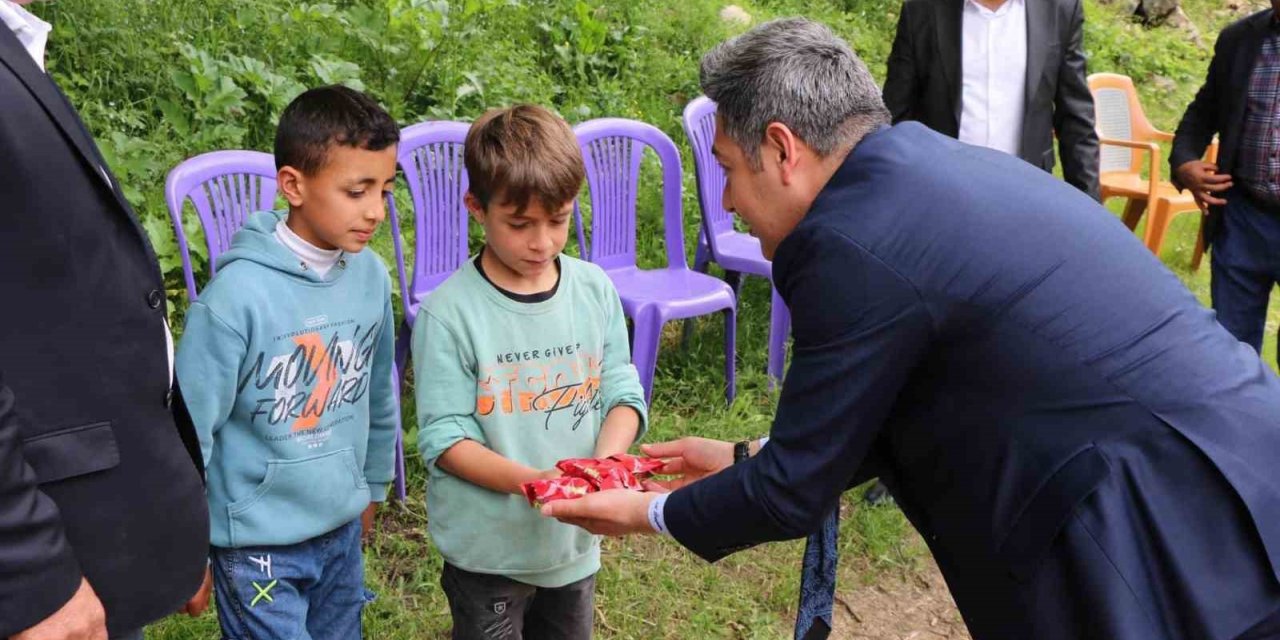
[1098,138,1161,199]
[1150,130,1176,143]
[1098,137,1159,153]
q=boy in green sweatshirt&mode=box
[413,104,647,639]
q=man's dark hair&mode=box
[274,85,400,175]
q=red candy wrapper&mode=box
[521,477,593,508]
[593,465,644,491]
[606,454,665,478]
[555,458,621,482]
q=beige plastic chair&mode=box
[1089,72,1217,269]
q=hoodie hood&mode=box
[215,210,339,283]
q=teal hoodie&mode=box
[414,255,647,588]
[177,210,399,548]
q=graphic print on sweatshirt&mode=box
[477,341,603,431]
[238,314,382,448]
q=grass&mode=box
[27,0,1277,637]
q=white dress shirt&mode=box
[958,0,1027,157]
[0,0,49,70]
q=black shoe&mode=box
[863,481,894,506]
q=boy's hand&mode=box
[361,503,378,540]
[537,468,563,481]
[181,567,213,617]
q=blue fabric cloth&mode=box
[794,507,838,640]
[664,123,1280,639]
[1210,190,1280,366]
[210,518,374,640]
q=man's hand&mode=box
[181,567,213,617]
[541,489,658,536]
[12,578,107,640]
[641,437,735,492]
[1174,160,1233,211]
[361,502,378,540]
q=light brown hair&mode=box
[464,104,585,212]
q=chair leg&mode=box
[693,237,710,274]
[723,306,737,406]
[1122,198,1147,231]
[392,360,407,502]
[631,305,663,406]
[766,285,790,390]
[393,321,412,383]
[1191,216,1207,271]
[724,270,743,296]
[1142,200,1174,258]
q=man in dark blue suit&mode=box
[544,17,1280,640]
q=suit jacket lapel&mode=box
[1023,0,1049,108]
[935,0,963,123]
[1228,11,1272,124]
[0,25,133,216]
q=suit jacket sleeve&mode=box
[1171,29,1229,187]
[664,226,934,562]
[0,375,84,637]
[1053,0,1101,200]
[883,0,919,124]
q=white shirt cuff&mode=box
[647,492,671,536]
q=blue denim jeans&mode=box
[1210,190,1280,366]
[210,518,373,640]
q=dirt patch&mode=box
[830,557,971,640]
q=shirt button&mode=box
[147,289,163,309]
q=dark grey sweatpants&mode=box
[441,563,594,640]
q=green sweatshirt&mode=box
[413,255,647,587]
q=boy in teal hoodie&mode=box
[413,104,647,639]
[176,85,400,640]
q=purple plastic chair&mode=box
[573,118,737,404]
[387,121,473,334]
[165,150,409,502]
[164,150,278,302]
[683,96,791,388]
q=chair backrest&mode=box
[1088,73,1159,174]
[682,96,734,259]
[391,121,472,310]
[164,150,278,300]
[573,118,687,272]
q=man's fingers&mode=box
[641,480,671,494]
[640,439,689,458]
[652,478,693,492]
[1201,192,1229,206]
[657,458,686,475]
[1202,173,1233,184]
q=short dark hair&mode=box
[700,18,889,169]
[464,104,584,212]
[274,85,400,175]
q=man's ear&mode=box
[463,191,486,224]
[277,167,305,208]
[764,122,801,186]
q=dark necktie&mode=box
[794,505,839,640]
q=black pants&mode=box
[441,564,594,640]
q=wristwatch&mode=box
[733,439,752,463]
